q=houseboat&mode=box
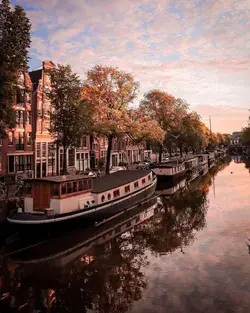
[196,154,209,175]
[7,197,159,265]
[150,161,186,181]
[7,170,157,232]
[208,152,215,168]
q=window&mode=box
[8,131,14,145]
[16,111,24,128]
[68,149,75,166]
[101,195,105,202]
[148,175,151,181]
[0,137,2,146]
[125,185,130,193]
[16,88,24,104]
[27,111,32,125]
[67,182,72,194]
[52,184,59,196]
[126,221,131,228]
[8,156,15,173]
[134,181,139,189]
[115,226,121,234]
[60,150,63,169]
[79,180,83,191]
[27,132,32,145]
[37,143,41,157]
[73,182,77,193]
[113,189,120,198]
[85,153,88,160]
[42,143,46,158]
[61,183,67,195]
[77,153,80,160]
[26,155,32,170]
[107,193,111,200]
[142,178,146,184]
[0,152,2,171]
[16,155,25,172]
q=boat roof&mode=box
[26,174,90,183]
[154,161,184,168]
[92,170,151,193]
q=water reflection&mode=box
[0,158,231,313]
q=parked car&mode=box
[109,166,127,174]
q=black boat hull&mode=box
[8,178,157,237]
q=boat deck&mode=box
[92,169,151,192]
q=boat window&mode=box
[83,179,89,190]
[115,226,121,234]
[125,185,130,193]
[134,181,139,189]
[79,180,83,191]
[148,175,151,181]
[73,181,78,193]
[101,195,105,202]
[51,184,59,196]
[61,183,67,195]
[126,221,131,228]
[108,193,111,200]
[142,178,146,184]
[67,182,72,194]
[87,179,91,189]
[113,189,120,198]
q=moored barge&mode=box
[7,170,157,232]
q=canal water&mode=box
[1,156,250,313]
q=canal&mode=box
[1,156,250,313]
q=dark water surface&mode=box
[1,157,250,313]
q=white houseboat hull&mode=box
[7,177,157,234]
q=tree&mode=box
[82,65,139,174]
[0,0,31,137]
[48,64,92,174]
[127,107,164,145]
[140,90,184,163]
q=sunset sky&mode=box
[12,0,250,133]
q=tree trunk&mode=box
[146,141,150,150]
[106,135,113,174]
[159,144,163,163]
[179,143,183,157]
[90,135,95,170]
[192,148,195,154]
[62,146,67,175]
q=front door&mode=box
[33,183,50,211]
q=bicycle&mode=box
[0,182,7,200]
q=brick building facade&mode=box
[0,72,34,180]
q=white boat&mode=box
[150,161,186,181]
[7,170,157,232]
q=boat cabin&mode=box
[151,161,186,176]
[185,157,199,170]
[23,170,155,216]
[23,175,93,215]
[196,154,209,165]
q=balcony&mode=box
[16,144,24,150]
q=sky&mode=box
[11,0,250,134]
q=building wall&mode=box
[0,72,34,179]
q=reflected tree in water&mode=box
[136,184,209,256]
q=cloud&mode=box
[14,0,250,132]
